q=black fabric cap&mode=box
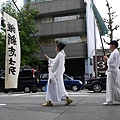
[57,42,66,50]
[108,41,118,48]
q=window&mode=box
[32,0,52,3]
[54,13,85,22]
[70,36,82,43]
[55,36,82,44]
[36,0,43,3]
[70,15,77,20]
[19,70,31,78]
[54,16,60,22]
[31,0,35,3]
[41,17,53,23]
[41,74,49,79]
[60,16,69,21]
[39,38,56,46]
[60,37,69,44]
[39,36,83,46]
[39,13,85,24]
[63,75,69,80]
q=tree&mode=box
[0,31,6,69]
[0,0,40,69]
[103,0,120,43]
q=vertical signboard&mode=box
[4,12,21,89]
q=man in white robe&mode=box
[103,41,120,105]
[42,42,73,106]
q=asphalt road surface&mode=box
[0,90,120,120]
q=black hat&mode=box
[108,41,118,48]
[57,42,66,51]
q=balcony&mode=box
[30,0,85,15]
[35,19,86,37]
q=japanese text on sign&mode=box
[7,22,17,75]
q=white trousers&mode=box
[106,72,114,102]
[106,70,120,102]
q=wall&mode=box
[36,42,87,60]
[30,0,85,15]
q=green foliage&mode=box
[0,0,40,69]
[0,31,5,69]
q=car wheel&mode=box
[4,91,9,93]
[32,90,37,93]
[71,85,79,92]
[24,86,31,93]
[41,85,46,92]
[92,83,102,93]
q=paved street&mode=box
[0,90,120,120]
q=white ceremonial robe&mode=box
[106,48,120,102]
[46,50,68,102]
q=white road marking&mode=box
[0,93,32,97]
[0,92,91,97]
[0,104,7,106]
[68,92,91,95]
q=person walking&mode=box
[103,41,120,105]
[42,42,73,106]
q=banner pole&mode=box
[100,36,106,56]
[11,0,45,55]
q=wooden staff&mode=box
[100,36,106,56]
[11,0,45,55]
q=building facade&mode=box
[24,0,99,78]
